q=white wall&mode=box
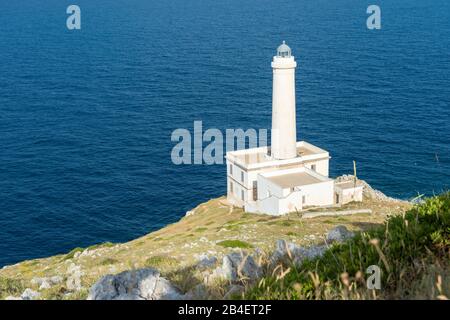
[337,186,363,204]
[301,180,334,207]
[305,158,329,177]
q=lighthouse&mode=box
[271,41,298,160]
[225,42,363,216]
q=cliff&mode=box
[0,179,421,300]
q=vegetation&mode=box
[145,255,179,268]
[244,192,450,300]
[0,194,413,300]
[0,277,24,299]
[100,258,119,266]
[63,247,84,261]
[217,240,253,249]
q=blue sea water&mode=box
[0,0,449,267]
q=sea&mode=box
[0,0,449,266]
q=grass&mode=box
[63,242,116,261]
[100,258,119,266]
[63,247,84,260]
[217,240,253,249]
[267,220,295,227]
[0,277,24,299]
[144,255,179,268]
[243,192,450,300]
[0,194,412,300]
[87,242,115,251]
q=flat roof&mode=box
[266,171,322,188]
[260,167,332,189]
[233,145,316,165]
[335,181,363,190]
[226,141,329,170]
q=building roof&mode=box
[335,181,364,190]
[277,41,292,58]
[266,171,321,188]
[226,141,329,170]
[260,167,332,189]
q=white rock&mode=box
[209,251,261,282]
[271,240,326,266]
[195,254,218,269]
[87,268,184,300]
[31,275,63,290]
[326,225,355,243]
[66,263,84,291]
[39,279,52,290]
[21,288,41,300]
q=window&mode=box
[229,164,233,175]
[230,182,233,194]
[290,187,295,193]
[241,171,244,183]
[302,195,306,204]
[311,164,316,171]
[252,181,258,201]
[336,193,340,204]
[241,190,245,201]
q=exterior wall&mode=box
[300,180,334,207]
[276,191,302,214]
[271,56,297,160]
[304,158,329,177]
[227,159,246,206]
[335,186,363,205]
[254,176,284,215]
[226,143,332,215]
[252,169,334,215]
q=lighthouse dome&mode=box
[277,41,291,58]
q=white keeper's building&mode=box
[226,42,362,215]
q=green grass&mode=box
[144,255,179,268]
[217,240,253,249]
[63,247,84,260]
[87,242,115,250]
[244,192,450,300]
[267,220,295,227]
[100,258,119,266]
[62,242,115,261]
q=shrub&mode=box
[244,192,450,299]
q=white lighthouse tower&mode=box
[271,41,298,160]
[225,42,363,216]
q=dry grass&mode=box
[0,196,410,300]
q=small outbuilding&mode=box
[334,181,363,205]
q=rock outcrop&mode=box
[208,251,262,282]
[270,240,327,266]
[21,288,41,300]
[31,276,63,290]
[87,268,184,300]
[66,263,84,291]
[326,225,355,243]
